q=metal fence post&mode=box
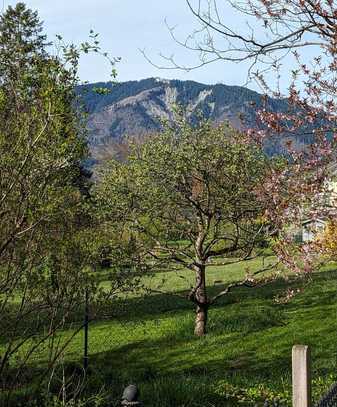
[83,289,89,371]
[292,345,311,407]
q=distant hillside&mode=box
[78,77,311,162]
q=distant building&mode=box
[298,164,337,242]
[301,218,326,242]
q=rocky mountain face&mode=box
[78,77,309,162]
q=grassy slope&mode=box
[7,259,337,406]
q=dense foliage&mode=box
[96,116,273,336]
[0,3,105,401]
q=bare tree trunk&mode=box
[194,264,208,336]
[195,302,208,336]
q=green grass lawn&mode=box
[99,255,277,294]
[4,259,337,406]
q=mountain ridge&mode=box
[78,77,307,161]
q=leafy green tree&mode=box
[0,3,117,396]
[96,117,272,336]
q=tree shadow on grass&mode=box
[3,268,337,406]
[99,269,337,325]
[84,315,335,407]
[85,269,337,393]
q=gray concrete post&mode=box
[292,345,311,407]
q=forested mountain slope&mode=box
[78,77,311,161]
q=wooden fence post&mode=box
[292,345,311,407]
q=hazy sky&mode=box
[4,0,307,91]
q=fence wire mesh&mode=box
[263,400,286,406]
[314,382,337,407]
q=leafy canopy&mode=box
[97,117,269,270]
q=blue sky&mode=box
[4,0,308,91]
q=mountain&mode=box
[78,77,307,162]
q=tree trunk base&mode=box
[194,304,207,336]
